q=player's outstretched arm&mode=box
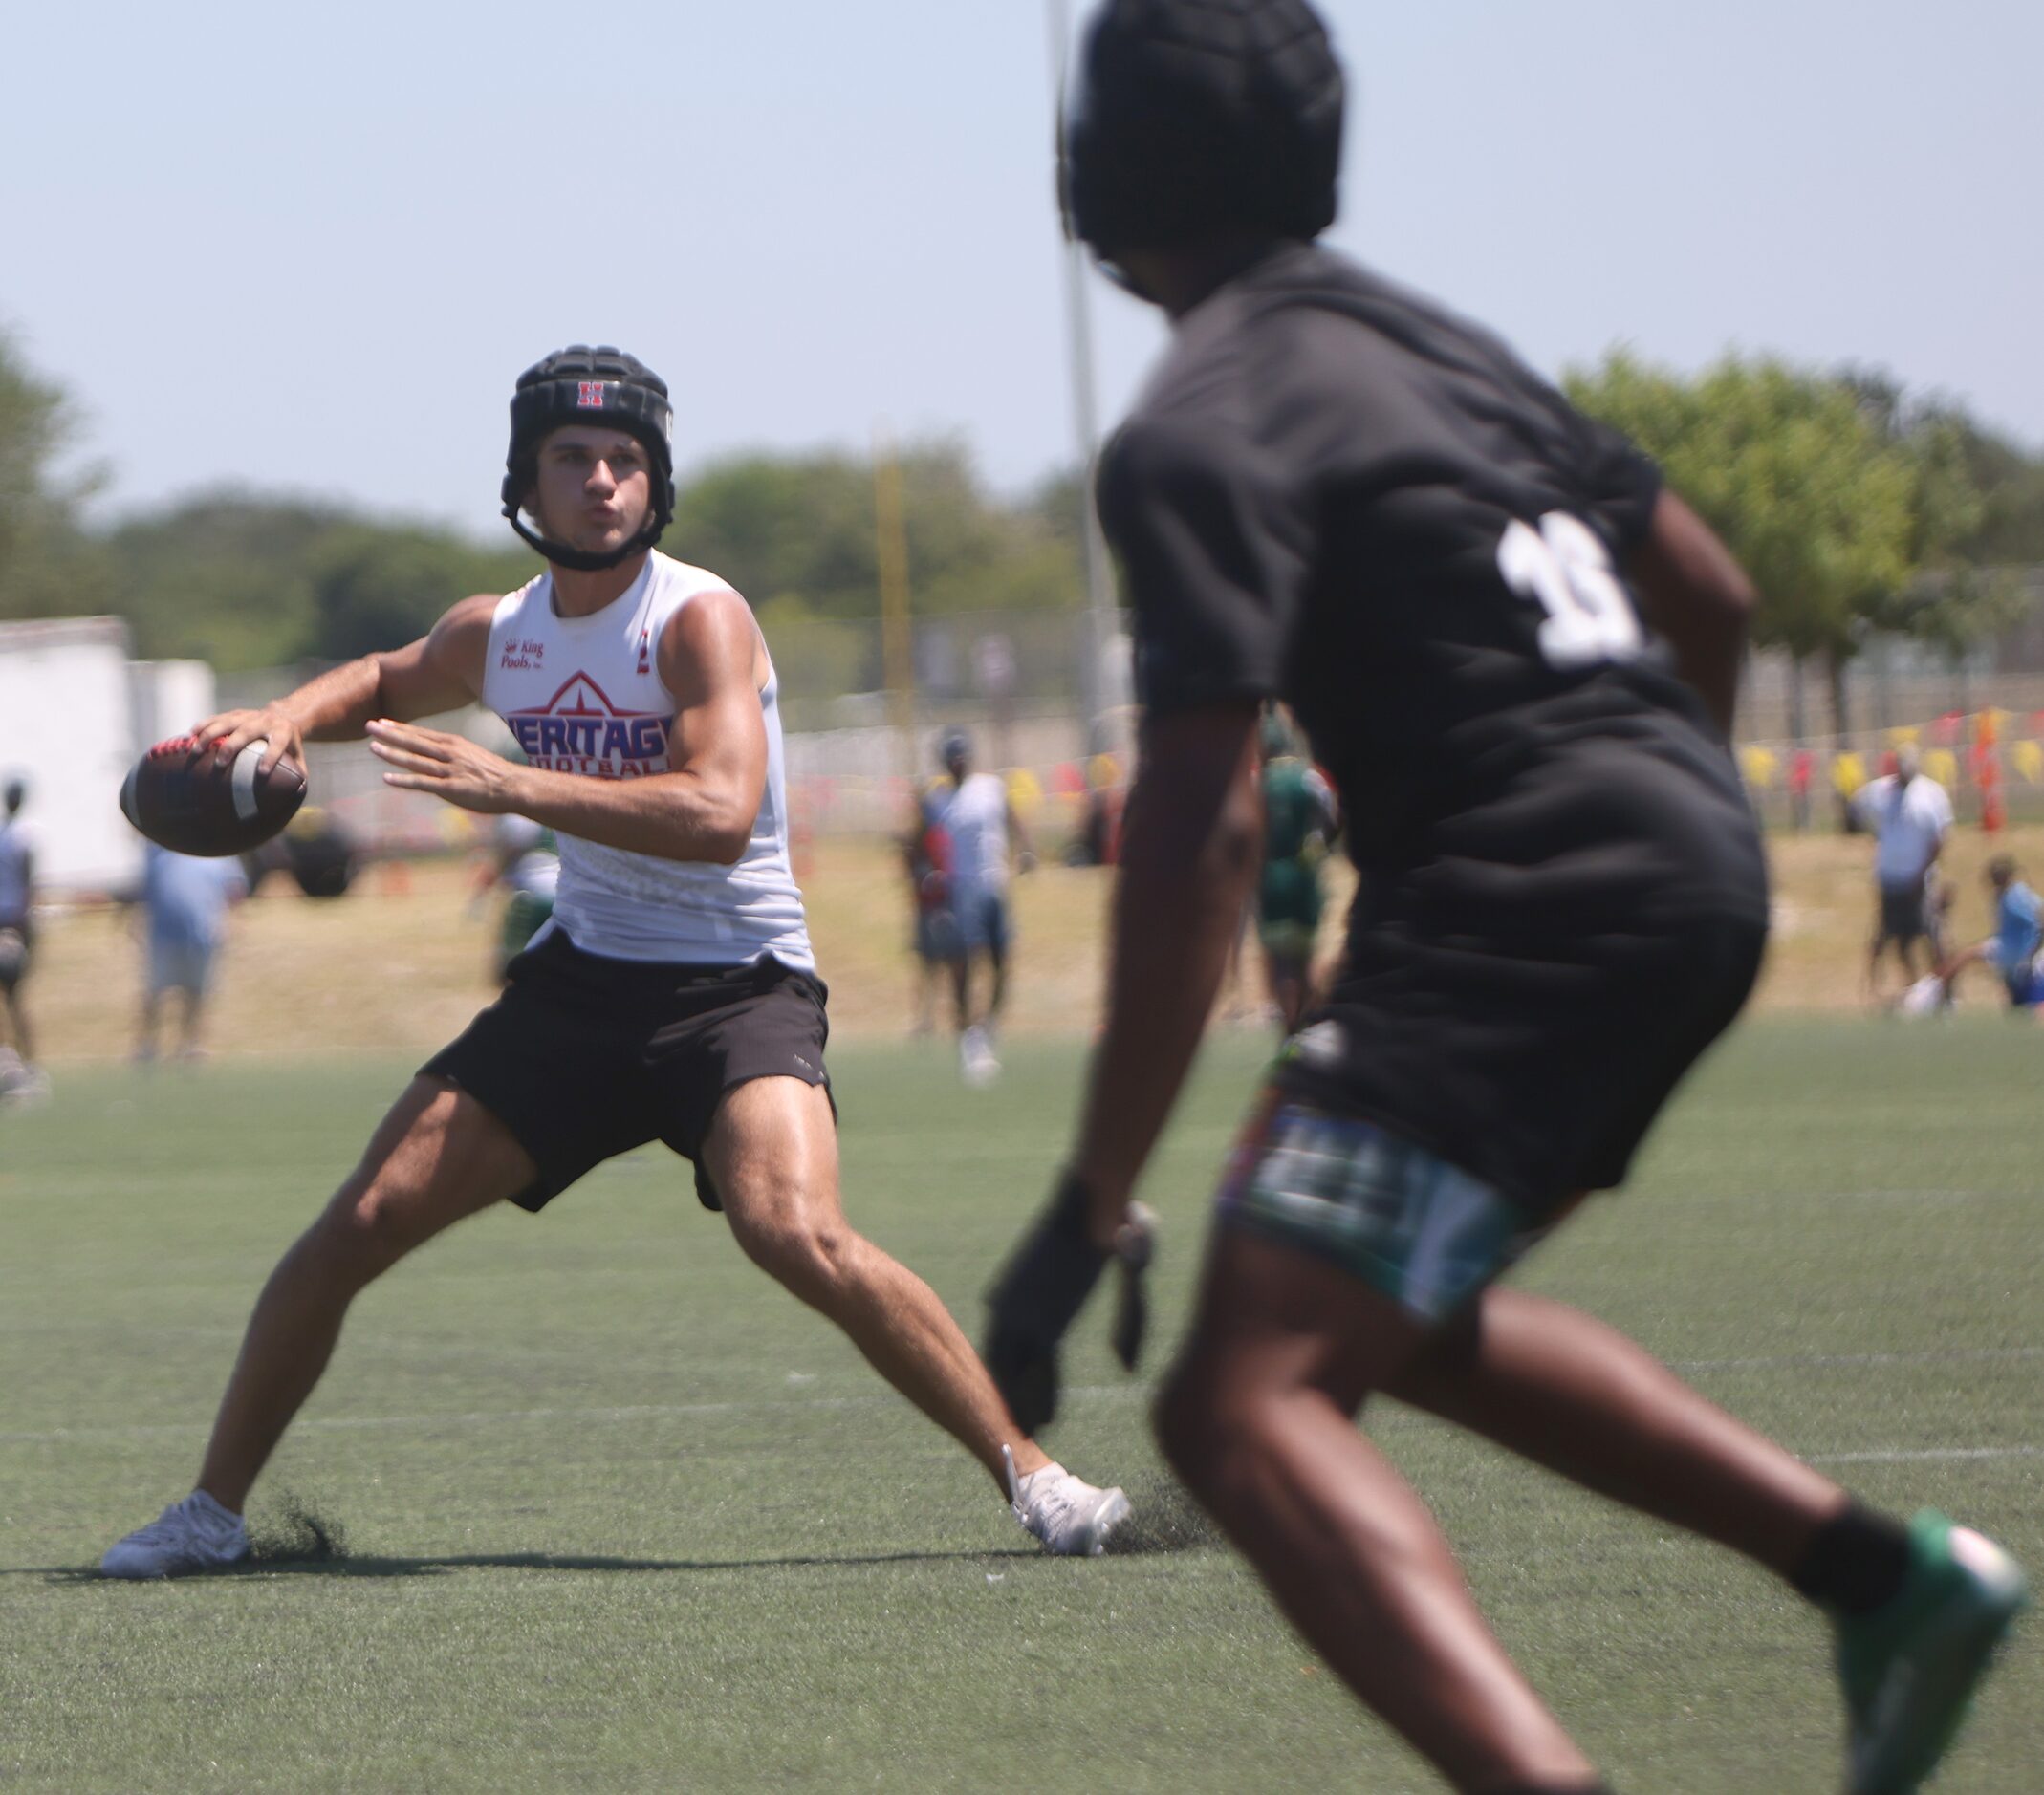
[1625,491,1756,738]
[191,594,496,774]
[371,587,767,865]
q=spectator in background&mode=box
[1255,711,1339,1035]
[0,775,49,1104]
[471,813,560,983]
[137,843,247,1063]
[1854,743,1952,1003]
[931,730,1034,1085]
[902,782,963,1037]
[1922,855,2044,1014]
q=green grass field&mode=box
[2,1023,2038,1793]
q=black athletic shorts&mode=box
[1877,881,1932,945]
[0,915,31,991]
[422,929,831,1214]
[1272,741,1770,1222]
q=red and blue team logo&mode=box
[576,381,606,409]
[506,673,668,777]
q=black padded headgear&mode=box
[1061,0,1343,258]
[501,345,676,572]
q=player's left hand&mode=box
[984,1172,1156,1437]
[366,719,526,814]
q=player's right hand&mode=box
[985,1174,1156,1436]
[190,706,306,778]
[984,1171,1110,1436]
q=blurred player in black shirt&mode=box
[986,4,2025,1790]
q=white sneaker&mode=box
[1005,1446,1131,1557]
[960,1025,1001,1088]
[100,1491,250,1579]
[0,1049,47,1108]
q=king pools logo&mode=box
[506,673,669,778]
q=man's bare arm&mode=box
[1626,490,1756,739]
[192,595,494,773]
[1069,703,1264,1244]
[369,588,768,866]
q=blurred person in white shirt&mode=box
[136,844,248,1063]
[931,730,1034,1083]
[1853,744,1952,1002]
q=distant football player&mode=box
[1931,854,2044,1012]
[929,729,1034,1084]
[901,777,963,1037]
[0,777,38,1061]
[134,843,248,1063]
[0,773,51,1106]
[986,7,2024,1791]
[1253,710,1337,1034]
[100,345,1127,1579]
[1853,744,1953,1004]
[471,811,559,983]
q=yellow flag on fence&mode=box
[1832,751,1865,796]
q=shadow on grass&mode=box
[25,1544,1046,1584]
[20,1476,1223,1584]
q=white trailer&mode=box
[0,617,154,897]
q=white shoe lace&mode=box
[1014,1465,1089,1539]
[126,1495,240,1552]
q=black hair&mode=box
[1061,0,1343,255]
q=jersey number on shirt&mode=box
[1496,512,1643,670]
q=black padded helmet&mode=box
[501,345,676,572]
[1061,0,1344,258]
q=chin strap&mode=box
[505,510,666,573]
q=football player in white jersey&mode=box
[100,346,1128,1578]
[932,730,1034,1083]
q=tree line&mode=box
[1567,351,2044,733]
[0,333,1086,675]
[4,331,2041,695]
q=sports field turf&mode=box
[1,1022,2037,1792]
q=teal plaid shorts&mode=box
[1216,1095,1543,1324]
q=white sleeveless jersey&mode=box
[483,551,814,970]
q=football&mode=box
[119,735,308,857]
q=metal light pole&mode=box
[873,425,916,784]
[1046,0,1122,758]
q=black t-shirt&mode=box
[1098,243,1771,1208]
[1096,241,1751,900]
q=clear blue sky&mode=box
[5,0,2036,539]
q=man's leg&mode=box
[984,904,1010,1027]
[1389,1285,1845,1577]
[702,1076,1047,1494]
[950,947,973,1033]
[179,983,209,1059]
[1264,945,1309,1035]
[3,980,31,1061]
[194,1076,535,1512]
[1155,1229,1602,1793]
[136,986,162,1062]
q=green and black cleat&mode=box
[1834,1508,2027,1793]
